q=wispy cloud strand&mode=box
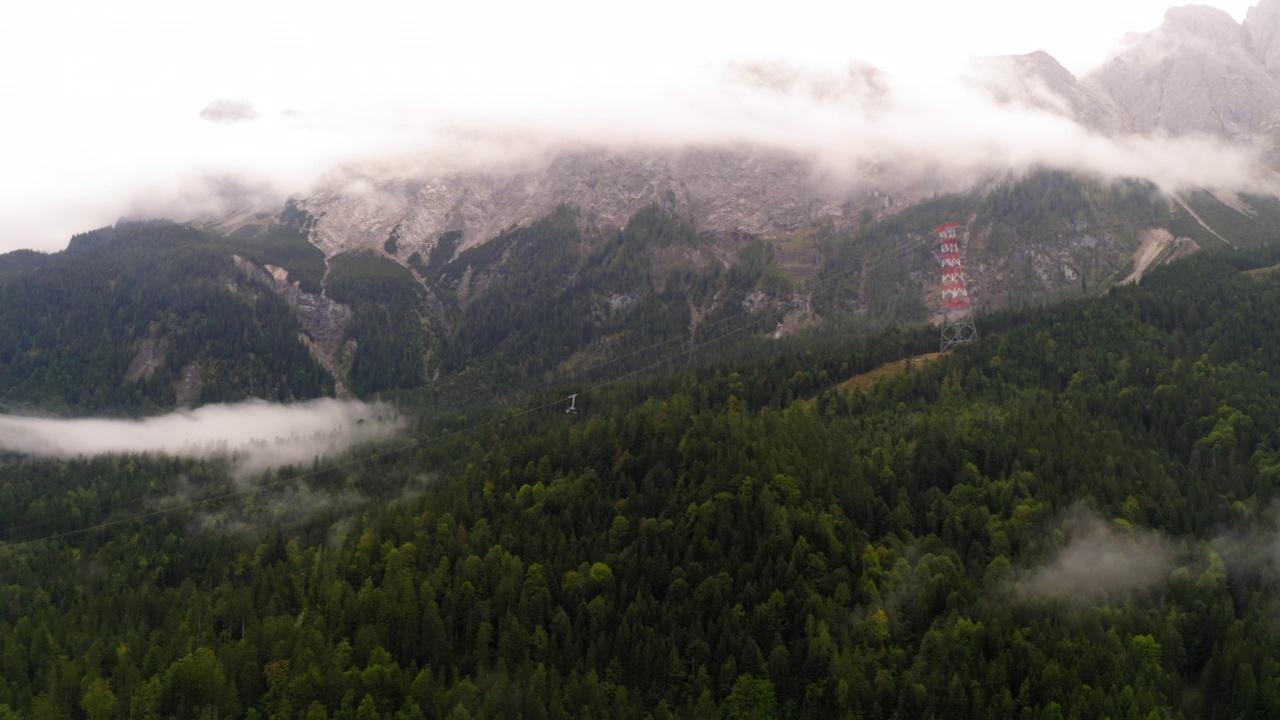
[1016,506,1174,604]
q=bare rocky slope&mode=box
[970,1,1280,144]
[966,51,1131,134]
[205,1,1280,346]
[1090,3,1280,139]
[282,147,910,263]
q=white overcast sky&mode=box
[0,0,1258,253]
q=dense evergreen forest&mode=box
[3,171,1272,415]
[0,207,810,410]
[0,222,331,413]
[4,245,1280,718]
[429,205,796,394]
[325,251,429,396]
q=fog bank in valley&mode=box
[0,398,404,475]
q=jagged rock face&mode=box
[125,337,170,383]
[967,4,1280,144]
[1088,5,1280,137]
[289,5,1280,272]
[231,255,354,395]
[967,51,1131,134]
[1123,228,1201,284]
[296,147,901,261]
[674,149,864,236]
[226,4,1280,319]
[174,362,203,408]
[1247,0,1280,73]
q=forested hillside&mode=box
[324,250,429,396]
[0,222,332,413]
[4,246,1280,718]
[0,208,808,410]
[4,170,1274,415]
[422,205,796,395]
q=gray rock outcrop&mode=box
[966,50,1130,134]
[1089,5,1280,137]
[231,256,353,394]
[294,147,907,263]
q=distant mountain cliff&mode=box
[18,2,1280,407]
[191,4,1280,298]
[981,1,1280,147]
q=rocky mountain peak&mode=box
[1159,4,1249,47]
[1245,0,1280,73]
[201,2,1280,289]
[988,50,1077,87]
[1087,3,1280,137]
[967,51,1129,133]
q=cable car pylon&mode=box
[935,222,977,352]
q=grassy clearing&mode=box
[794,351,944,408]
[834,352,944,395]
[1245,263,1280,277]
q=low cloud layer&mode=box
[198,97,261,125]
[109,61,1280,248]
[0,398,403,475]
[1017,507,1175,604]
[0,1,1269,253]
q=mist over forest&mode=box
[0,398,402,476]
[8,1,1280,718]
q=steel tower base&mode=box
[940,316,977,352]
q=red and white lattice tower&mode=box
[935,222,977,352]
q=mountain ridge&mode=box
[17,2,1280,408]
[198,2,1280,292]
